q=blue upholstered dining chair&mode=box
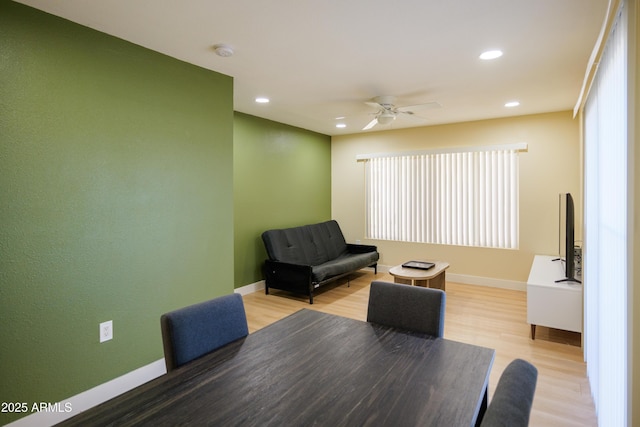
[480,358,538,427]
[366,280,446,337]
[160,293,249,372]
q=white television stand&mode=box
[527,255,583,339]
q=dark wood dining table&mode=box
[57,309,495,427]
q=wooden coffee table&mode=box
[389,261,450,290]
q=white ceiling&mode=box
[16,0,608,136]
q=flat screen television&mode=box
[555,193,581,284]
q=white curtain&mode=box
[583,3,628,425]
[365,148,519,249]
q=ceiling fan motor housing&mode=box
[373,95,397,106]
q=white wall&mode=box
[331,111,581,283]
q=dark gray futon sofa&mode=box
[262,220,379,304]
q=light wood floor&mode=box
[241,270,597,427]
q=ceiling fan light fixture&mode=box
[377,112,395,125]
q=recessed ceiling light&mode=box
[335,116,346,120]
[505,101,520,107]
[479,50,503,60]
[336,123,347,128]
[255,97,270,104]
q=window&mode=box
[582,3,628,425]
[361,144,524,249]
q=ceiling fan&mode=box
[362,96,441,130]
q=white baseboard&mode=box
[5,359,166,427]
[446,273,526,291]
[235,280,265,295]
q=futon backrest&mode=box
[262,220,348,266]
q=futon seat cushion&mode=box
[312,251,379,282]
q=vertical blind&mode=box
[364,145,522,249]
[583,2,627,426]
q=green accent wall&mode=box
[233,113,331,287]
[0,2,234,423]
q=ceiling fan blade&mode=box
[398,111,428,122]
[363,117,378,130]
[365,101,383,109]
[396,101,441,113]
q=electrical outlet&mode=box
[100,320,113,343]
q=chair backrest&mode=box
[481,358,538,427]
[161,293,249,372]
[366,280,446,337]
